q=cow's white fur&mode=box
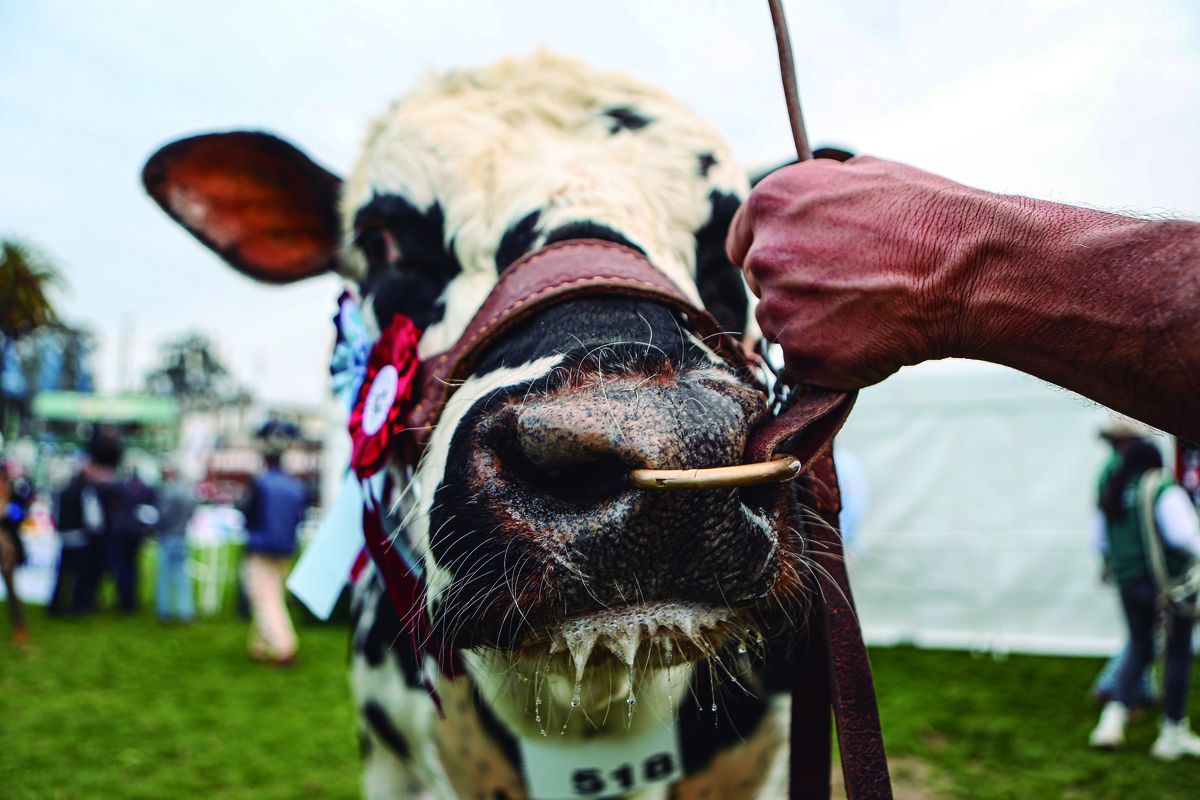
[407,354,564,604]
[340,50,748,354]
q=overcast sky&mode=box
[2,0,1197,408]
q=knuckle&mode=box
[745,180,784,218]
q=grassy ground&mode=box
[0,611,359,800]
[870,646,1200,799]
[2,594,1199,798]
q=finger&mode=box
[725,198,753,267]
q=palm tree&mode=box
[0,238,63,438]
[0,238,61,339]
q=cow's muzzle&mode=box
[461,372,785,622]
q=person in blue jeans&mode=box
[1091,421,1159,708]
[154,464,195,622]
[1089,440,1200,760]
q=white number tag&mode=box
[519,719,682,799]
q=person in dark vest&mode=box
[1090,420,1159,709]
[52,454,102,615]
[59,432,132,614]
[111,465,157,613]
[1089,439,1200,759]
[239,448,307,664]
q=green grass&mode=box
[3,597,1199,798]
[871,646,1200,799]
[0,609,359,800]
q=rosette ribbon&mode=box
[329,291,373,413]
[347,313,423,481]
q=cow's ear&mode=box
[749,145,856,186]
[142,131,342,284]
[811,146,855,163]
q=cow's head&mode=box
[145,52,813,733]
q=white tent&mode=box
[835,361,1171,657]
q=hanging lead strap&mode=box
[767,0,813,161]
[763,2,894,798]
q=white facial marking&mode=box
[410,355,565,604]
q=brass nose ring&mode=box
[629,455,802,491]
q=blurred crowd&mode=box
[48,431,167,618]
[1,427,311,665]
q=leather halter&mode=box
[395,238,890,799]
[402,239,751,452]
[402,238,859,475]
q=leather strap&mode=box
[790,454,893,800]
[744,386,857,472]
[403,239,750,456]
[790,603,833,798]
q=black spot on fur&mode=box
[472,687,523,771]
[478,297,701,391]
[603,105,653,133]
[354,574,423,687]
[759,628,804,695]
[680,648,773,774]
[364,701,411,760]
[354,193,461,330]
[496,210,541,271]
[698,152,718,177]
[695,190,749,336]
[542,221,644,254]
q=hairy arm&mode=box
[727,157,1200,442]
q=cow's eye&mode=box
[356,227,395,270]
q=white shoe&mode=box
[1090,702,1128,749]
[1151,718,1200,761]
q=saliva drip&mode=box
[708,663,719,726]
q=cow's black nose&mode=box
[468,374,780,611]
[508,377,756,502]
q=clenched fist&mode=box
[726,155,1200,444]
[727,156,1030,388]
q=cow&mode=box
[144,51,830,800]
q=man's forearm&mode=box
[964,201,1200,442]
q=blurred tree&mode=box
[1,239,64,438]
[145,332,242,410]
[0,239,60,339]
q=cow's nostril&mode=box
[503,445,631,506]
[738,482,779,513]
[501,404,639,506]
